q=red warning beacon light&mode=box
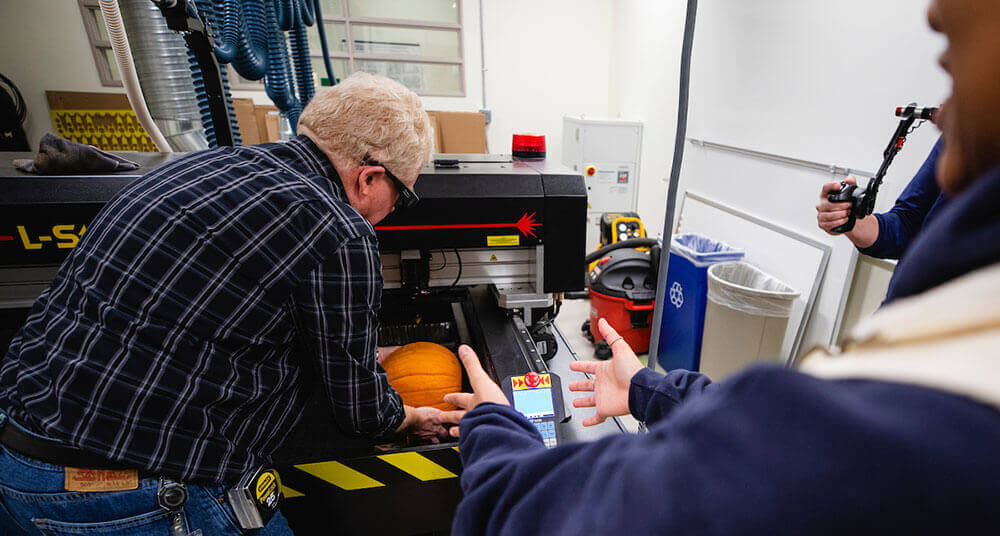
[512,134,546,159]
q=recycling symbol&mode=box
[669,281,684,309]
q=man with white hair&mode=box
[0,73,437,534]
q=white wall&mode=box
[615,0,949,353]
[477,0,616,157]
[0,0,115,150]
[610,0,686,235]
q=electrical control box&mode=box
[561,116,643,251]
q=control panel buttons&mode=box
[524,371,540,387]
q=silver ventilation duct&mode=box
[118,0,208,152]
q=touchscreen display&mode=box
[512,387,555,418]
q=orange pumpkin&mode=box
[382,342,462,410]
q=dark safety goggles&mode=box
[363,157,418,210]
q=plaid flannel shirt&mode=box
[0,135,404,484]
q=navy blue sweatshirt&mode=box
[859,138,948,303]
[859,137,948,262]
[887,160,1000,302]
[453,163,1000,535]
[454,368,1000,535]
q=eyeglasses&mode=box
[363,157,419,210]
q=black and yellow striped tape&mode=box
[280,447,462,498]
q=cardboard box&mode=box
[254,105,281,143]
[426,111,487,153]
[426,113,442,153]
[232,98,261,145]
[45,91,156,151]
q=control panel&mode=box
[502,372,566,448]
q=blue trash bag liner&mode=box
[670,233,745,267]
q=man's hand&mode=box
[568,318,644,426]
[440,345,509,438]
[377,346,401,365]
[816,176,857,235]
[399,405,449,444]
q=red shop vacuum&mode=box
[581,237,661,359]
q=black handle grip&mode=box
[827,182,857,234]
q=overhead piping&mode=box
[98,0,172,152]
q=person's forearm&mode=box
[844,215,879,249]
[628,368,716,424]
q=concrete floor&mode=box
[553,297,646,433]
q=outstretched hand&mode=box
[568,318,644,426]
[440,345,510,438]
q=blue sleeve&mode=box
[451,367,1000,535]
[628,367,716,424]
[858,137,944,259]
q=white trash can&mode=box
[698,262,800,380]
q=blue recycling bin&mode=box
[656,234,744,372]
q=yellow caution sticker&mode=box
[283,448,461,497]
[377,452,457,481]
[511,373,551,390]
[295,461,385,491]
[487,235,519,247]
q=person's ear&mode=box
[356,166,383,197]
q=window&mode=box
[79,0,122,87]
[232,0,466,97]
[80,0,465,96]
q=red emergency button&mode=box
[525,372,541,387]
[585,165,596,176]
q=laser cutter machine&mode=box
[0,151,626,535]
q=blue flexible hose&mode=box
[298,0,314,25]
[186,0,318,138]
[188,0,242,147]
[187,49,216,147]
[312,0,337,85]
[277,0,295,31]
[216,0,268,80]
[263,0,302,129]
[289,24,315,106]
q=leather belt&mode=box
[0,417,136,471]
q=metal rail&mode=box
[688,137,875,179]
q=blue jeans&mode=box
[0,418,293,536]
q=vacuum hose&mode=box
[190,0,242,147]
[99,0,172,151]
[584,238,660,265]
[216,0,269,79]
